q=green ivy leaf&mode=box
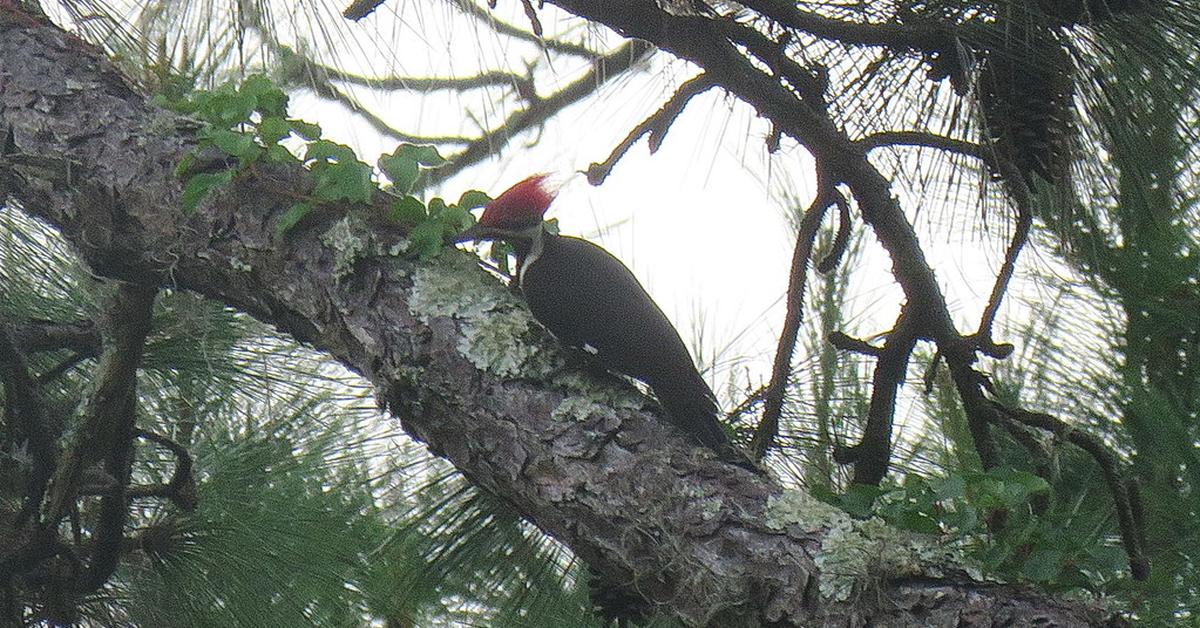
[239,74,289,117]
[276,202,313,236]
[257,116,292,146]
[389,196,427,227]
[205,128,260,163]
[181,170,234,212]
[378,151,419,193]
[306,140,359,164]
[290,119,323,141]
[264,144,297,164]
[894,509,942,535]
[839,484,882,518]
[398,143,447,166]
[408,220,445,260]
[438,203,474,233]
[313,160,374,204]
[207,89,257,127]
[456,189,491,210]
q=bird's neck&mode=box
[513,223,549,288]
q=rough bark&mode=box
[0,16,1116,628]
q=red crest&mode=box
[478,174,557,229]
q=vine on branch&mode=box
[161,75,489,257]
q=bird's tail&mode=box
[650,367,759,472]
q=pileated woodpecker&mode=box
[457,175,753,470]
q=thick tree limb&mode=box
[0,18,1115,626]
[74,282,157,593]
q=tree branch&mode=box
[750,185,834,460]
[0,328,58,518]
[586,72,715,185]
[425,39,655,189]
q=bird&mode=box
[456,174,754,470]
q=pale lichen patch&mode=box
[764,489,848,532]
[698,495,724,521]
[815,516,960,601]
[459,312,542,377]
[552,396,618,423]
[550,372,649,413]
[765,489,966,602]
[321,214,369,279]
[408,250,550,378]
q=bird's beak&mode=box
[452,223,493,243]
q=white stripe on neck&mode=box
[518,225,545,289]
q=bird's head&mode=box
[455,173,557,243]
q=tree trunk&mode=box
[0,16,1114,627]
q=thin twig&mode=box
[462,0,598,57]
[974,175,1033,353]
[827,330,882,357]
[856,130,989,168]
[816,191,851,273]
[586,72,715,185]
[424,39,655,189]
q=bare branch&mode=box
[78,283,158,594]
[424,39,655,188]
[736,0,945,50]
[586,71,715,185]
[127,430,198,512]
[459,0,599,58]
[9,319,99,356]
[287,52,537,96]
[816,191,851,273]
[0,328,58,518]
[833,308,919,485]
[856,130,989,168]
[750,184,835,460]
[40,283,156,534]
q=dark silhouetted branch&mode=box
[425,39,655,188]
[833,308,919,485]
[750,185,836,460]
[586,71,715,185]
[0,328,58,518]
